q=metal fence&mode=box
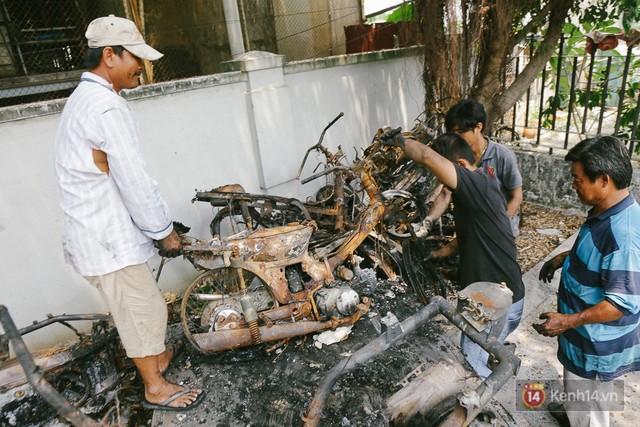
[0,0,371,107]
[0,0,101,106]
[2,1,639,155]
[496,34,640,156]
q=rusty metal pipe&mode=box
[260,302,312,322]
[193,320,335,353]
[302,296,520,427]
[302,301,441,426]
[0,305,100,427]
[194,303,368,353]
[439,303,522,426]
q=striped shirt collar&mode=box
[587,192,635,222]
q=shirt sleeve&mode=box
[496,145,523,190]
[602,248,640,316]
[96,104,173,240]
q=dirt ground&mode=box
[142,201,585,427]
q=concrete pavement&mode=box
[483,234,640,426]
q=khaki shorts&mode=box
[85,263,167,358]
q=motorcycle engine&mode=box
[200,288,274,331]
[315,286,360,318]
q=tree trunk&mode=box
[416,0,576,130]
[479,0,574,127]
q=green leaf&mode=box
[386,4,413,22]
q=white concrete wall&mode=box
[0,47,424,350]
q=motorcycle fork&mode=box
[230,255,263,344]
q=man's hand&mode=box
[532,312,579,337]
[428,239,458,261]
[376,127,405,148]
[156,229,182,258]
[415,216,434,238]
[538,252,567,283]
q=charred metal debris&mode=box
[1,113,520,426]
[0,308,121,426]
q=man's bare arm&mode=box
[506,186,523,217]
[402,138,458,190]
[427,186,452,220]
[534,300,624,337]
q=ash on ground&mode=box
[155,278,464,427]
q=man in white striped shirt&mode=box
[54,15,203,411]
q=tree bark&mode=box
[416,0,576,130]
[482,0,574,126]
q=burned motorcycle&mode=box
[0,308,120,427]
[179,156,384,354]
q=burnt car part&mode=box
[302,285,521,427]
[0,307,120,427]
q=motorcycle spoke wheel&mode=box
[383,190,424,240]
[401,240,447,304]
[180,267,274,353]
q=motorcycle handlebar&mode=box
[295,112,344,180]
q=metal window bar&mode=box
[630,92,640,155]
[581,48,597,134]
[537,66,546,146]
[565,56,579,149]
[551,34,565,131]
[614,45,634,135]
[512,56,519,136]
[524,35,533,129]
[597,57,612,135]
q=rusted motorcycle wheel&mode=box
[180,267,275,353]
[382,189,424,240]
[401,239,447,304]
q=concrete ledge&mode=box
[0,71,246,123]
[284,46,422,74]
[221,51,286,72]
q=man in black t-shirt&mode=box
[378,130,525,379]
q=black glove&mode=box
[377,127,405,148]
[172,221,191,235]
[153,239,182,258]
[153,222,189,258]
[158,247,182,258]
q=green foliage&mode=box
[616,82,640,141]
[386,4,413,23]
[540,0,639,146]
[619,0,640,33]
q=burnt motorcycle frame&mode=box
[0,307,116,427]
[180,155,384,354]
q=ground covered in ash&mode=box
[156,279,457,427]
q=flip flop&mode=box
[142,385,205,411]
[160,340,184,376]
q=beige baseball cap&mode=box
[85,15,163,61]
